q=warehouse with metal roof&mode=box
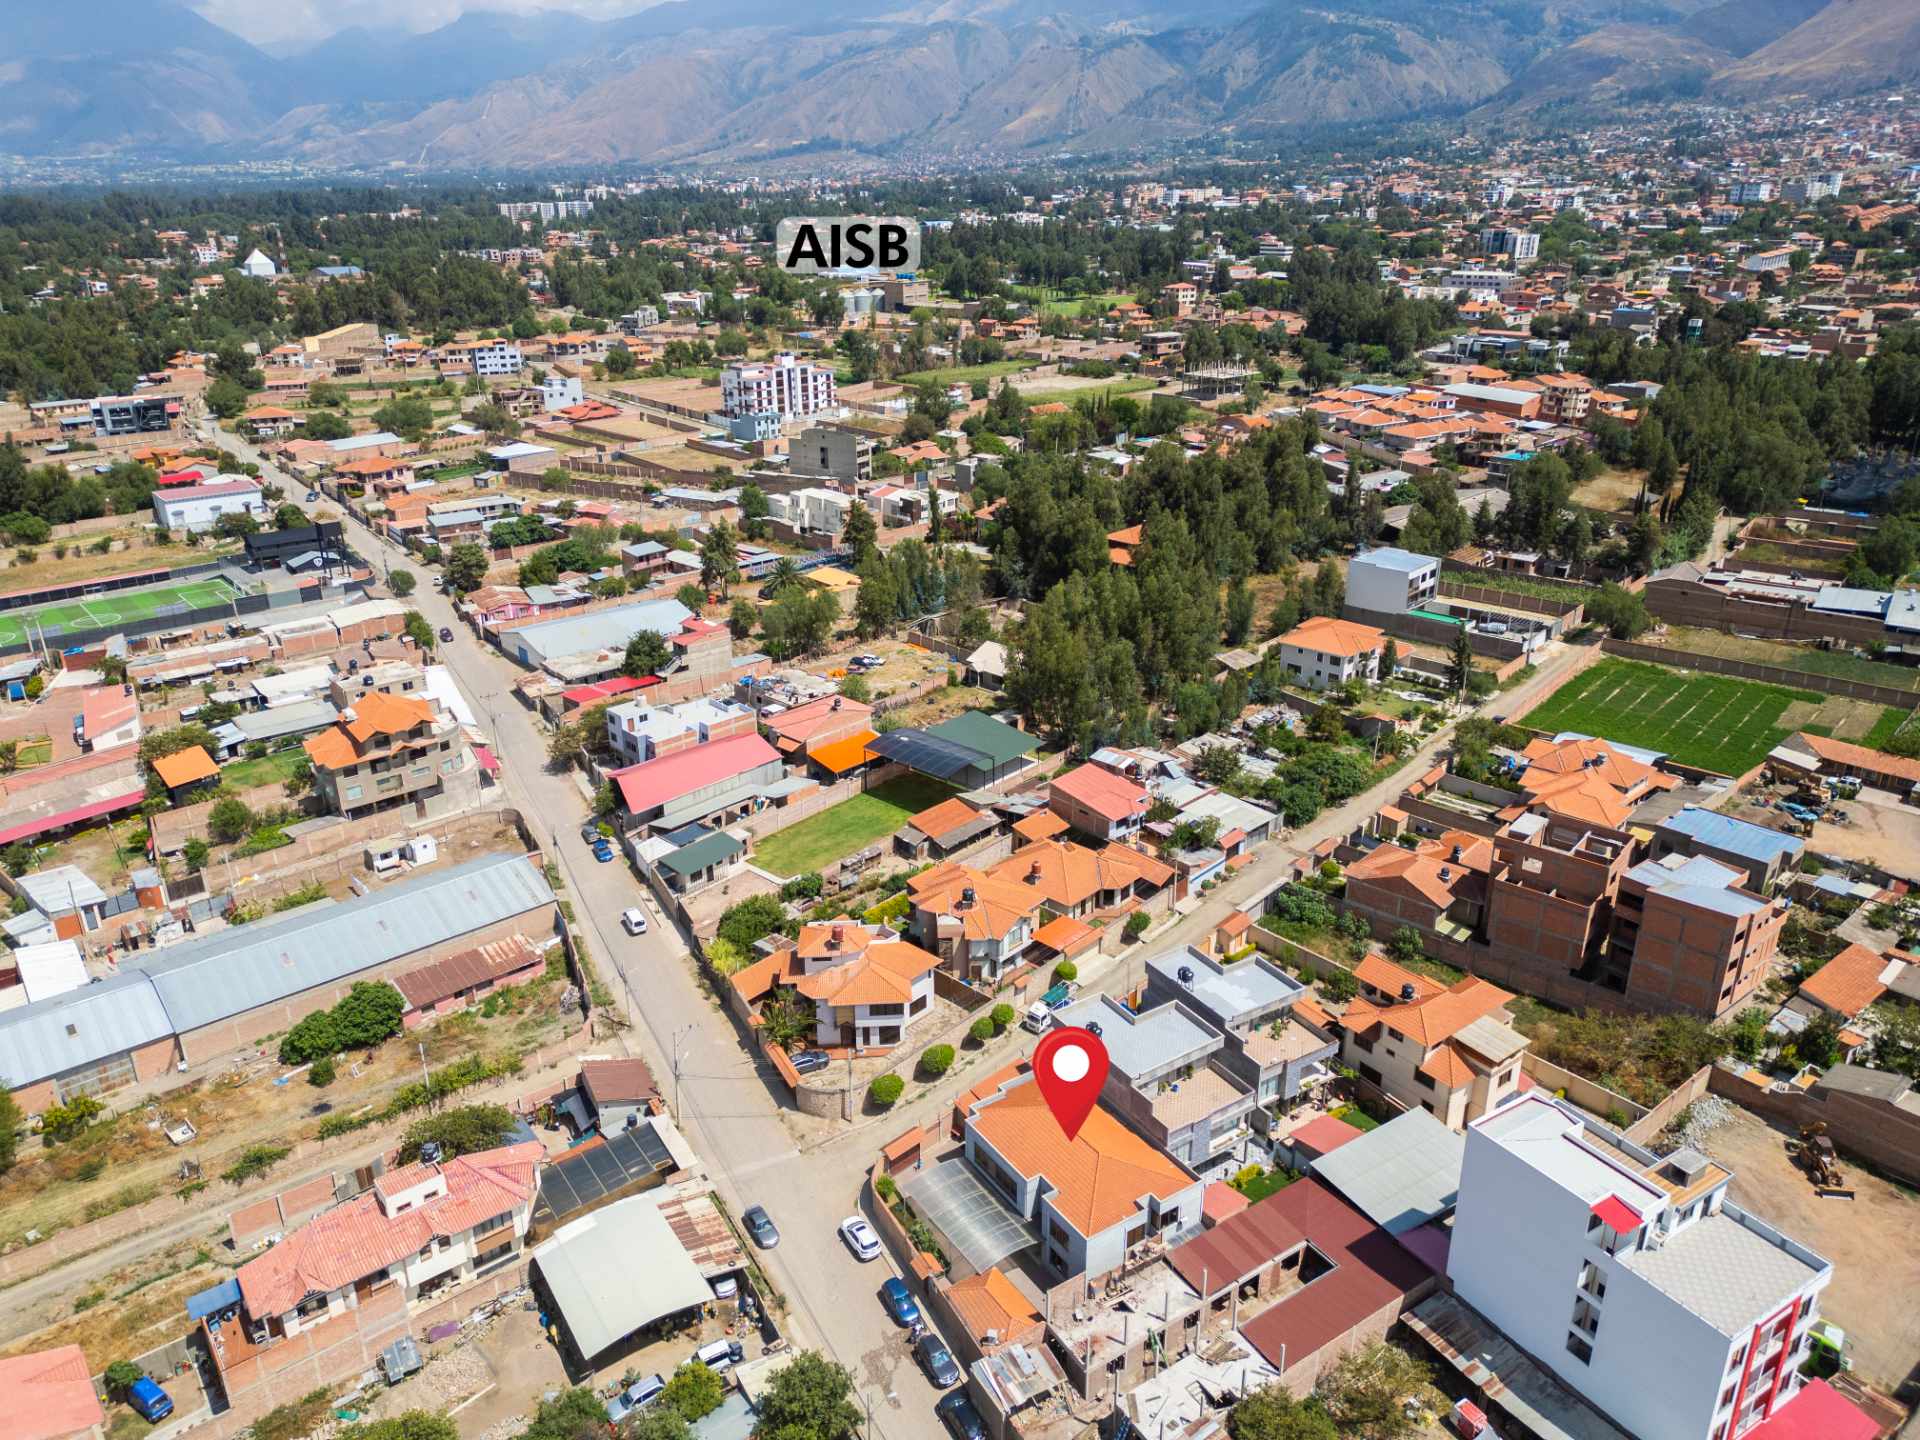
[0,852,558,1109]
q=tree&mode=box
[630,1409,691,1440]
[729,597,760,639]
[207,795,253,844]
[662,1363,726,1422]
[372,394,436,441]
[1227,1387,1338,1440]
[1587,582,1651,640]
[764,557,803,597]
[1225,576,1256,646]
[717,894,789,950]
[842,500,878,566]
[304,411,353,441]
[867,1075,904,1107]
[520,1388,610,1440]
[701,520,740,596]
[1387,927,1426,965]
[214,511,261,539]
[342,1415,460,1440]
[389,569,417,598]
[0,1090,21,1172]
[739,484,771,541]
[334,981,405,1047]
[278,1010,342,1065]
[623,629,672,678]
[207,377,248,418]
[273,503,306,531]
[445,542,490,595]
[1313,1341,1439,1440]
[604,343,636,379]
[404,611,436,651]
[1446,630,1473,698]
[919,1044,956,1077]
[397,1104,515,1163]
[183,837,210,872]
[1380,638,1397,679]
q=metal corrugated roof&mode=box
[1309,1108,1463,1233]
[0,972,173,1089]
[136,853,554,1033]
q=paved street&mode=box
[210,420,1594,1438]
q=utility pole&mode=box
[671,1023,695,1116]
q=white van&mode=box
[1021,1002,1054,1035]
[695,1338,744,1372]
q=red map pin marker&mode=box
[1032,1025,1109,1142]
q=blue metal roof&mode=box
[187,1276,243,1320]
[1658,807,1803,863]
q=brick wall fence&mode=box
[1599,638,1920,710]
[1708,1065,1920,1188]
[1642,576,1891,647]
[0,1023,588,1288]
[1438,576,1590,628]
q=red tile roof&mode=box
[1798,943,1893,1019]
[1235,1178,1435,1370]
[1051,763,1150,825]
[1171,1186,1307,1292]
[1276,615,1386,659]
[0,1346,106,1440]
[611,732,779,814]
[391,935,546,1010]
[237,1143,541,1317]
[1743,1379,1879,1440]
[1286,1114,1365,1159]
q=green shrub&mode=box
[1124,911,1151,940]
[989,1003,1015,1031]
[41,1096,105,1143]
[862,892,912,926]
[1052,960,1078,984]
[1320,967,1359,1003]
[969,1015,995,1043]
[222,1144,291,1185]
[308,1056,336,1087]
[874,1173,898,1203]
[919,1044,955,1077]
[868,1074,905,1107]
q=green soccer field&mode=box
[1521,659,1822,776]
[0,578,238,650]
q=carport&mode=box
[899,1158,1036,1273]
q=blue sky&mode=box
[189,0,663,51]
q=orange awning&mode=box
[810,729,880,774]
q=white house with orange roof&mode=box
[960,1070,1204,1279]
[1273,615,1387,690]
[786,921,941,1050]
[1334,954,1530,1128]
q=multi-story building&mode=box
[1273,616,1386,690]
[1604,853,1788,1016]
[1049,762,1151,843]
[1650,806,1804,893]
[719,352,837,423]
[498,199,593,222]
[1480,228,1540,262]
[1534,372,1594,424]
[436,338,523,377]
[1051,992,1258,1174]
[1333,955,1529,1128]
[302,691,476,821]
[604,695,757,767]
[207,1143,541,1391]
[1143,946,1337,1110]
[1345,547,1439,617]
[1728,179,1776,205]
[91,392,177,437]
[617,306,661,334]
[781,921,942,1050]
[768,486,855,536]
[789,426,875,485]
[1448,1094,1831,1440]
[1782,173,1843,204]
[961,1069,1204,1280]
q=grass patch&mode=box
[1521,658,1820,775]
[897,359,1040,386]
[1864,707,1914,750]
[9,737,52,768]
[217,747,309,790]
[1226,1165,1298,1203]
[750,775,958,878]
[1328,1104,1380,1133]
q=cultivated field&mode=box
[1519,658,1822,775]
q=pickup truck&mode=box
[1021,980,1079,1033]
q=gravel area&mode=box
[1670,1093,1734,1152]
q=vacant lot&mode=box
[217,747,309,790]
[1700,1105,1920,1393]
[1520,659,1821,775]
[751,775,957,877]
[897,359,1041,387]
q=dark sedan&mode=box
[936,1392,986,1440]
[916,1333,960,1387]
[880,1276,922,1328]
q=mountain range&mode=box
[6,0,1917,169]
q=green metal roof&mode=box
[656,830,744,879]
[926,711,1035,769]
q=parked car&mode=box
[916,1333,961,1387]
[880,1276,922,1328]
[743,1205,780,1249]
[791,1050,830,1075]
[695,1339,745,1373]
[592,841,616,863]
[936,1392,986,1440]
[581,822,603,844]
[127,1379,173,1425]
[839,1215,882,1261]
[604,1375,665,1424]
[304,490,319,502]
[438,626,454,643]
[621,907,649,936]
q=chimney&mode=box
[827,925,844,950]
[1451,845,1464,863]
[1027,860,1042,884]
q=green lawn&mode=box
[1866,707,1916,750]
[1329,1104,1380,1133]
[1009,286,1136,317]
[751,775,958,877]
[1521,658,1820,776]
[1227,1166,1298,1203]
[897,360,1041,387]
[218,747,309,790]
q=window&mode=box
[1357,1063,1382,1086]
[296,1292,330,1318]
[1351,1031,1373,1053]
[909,995,929,1015]
[1565,1334,1593,1365]
[1415,1070,1435,1090]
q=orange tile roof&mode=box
[910,862,1042,941]
[0,1346,105,1440]
[986,839,1171,911]
[1352,953,1445,1002]
[1418,1043,1476,1089]
[791,939,941,1007]
[809,729,879,774]
[1798,943,1894,1019]
[1013,812,1070,843]
[304,690,436,770]
[946,1266,1042,1344]
[1276,615,1386,659]
[903,797,983,844]
[968,1079,1193,1237]
[151,744,218,789]
[1031,914,1099,957]
[237,1143,541,1317]
[1796,731,1920,784]
[1367,974,1513,1050]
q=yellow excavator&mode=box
[1791,1122,1853,1198]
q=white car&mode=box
[838,1215,882,1262]
[621,907,649,936]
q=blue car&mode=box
[880,1276,922,1327]
[127,1378,173,1424]
[592,842,616,863]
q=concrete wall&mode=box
[1642,576,1889,647]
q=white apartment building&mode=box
[1728,180,1776,205]
[1445,268,1518,298]
[1480,228,1540,262]
[152,477,267,533]
[1347,546,1440,616]
[720,351,837,423]
[604,695,756,767]
[1448,1095,1832,1440]
[542,374,584,412]
[438,338,523,377]
[769,486,854,536]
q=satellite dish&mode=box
[1086,1021,1103,1038]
